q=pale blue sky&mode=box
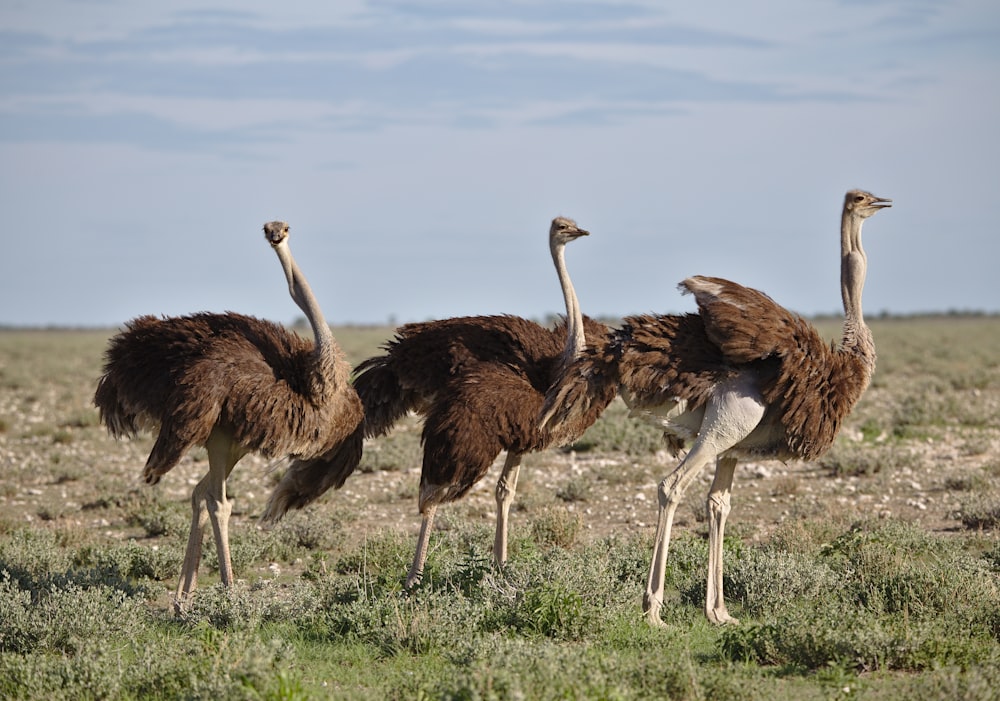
[1,0,997,327]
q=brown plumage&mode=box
[94,221,363,612]
[541,190,890,625]
[290,217,613,588]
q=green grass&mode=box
[2,517,1000,699]
[1,317,1000,699]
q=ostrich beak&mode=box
[871,197,892,209]
[263,222,289,245]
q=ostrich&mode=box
[94,221,363,611]
[541,190,891,624]
[269,217,615,588]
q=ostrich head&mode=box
[264,221,290,246]
[549,217,589,247]
[844,190,892,218]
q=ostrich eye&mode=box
[854,195,865,202]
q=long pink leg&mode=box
[494,452,523,568]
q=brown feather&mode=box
[351,314,613,512]
[545,298,870,462]
[94,312,363,488]
[616,313,742,415]
[262,423,365,519]
[681,276,803,364]
[680,275,872,459]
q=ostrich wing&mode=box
[679,276,809,365]
[617,312,738,414]
[420,363,549,506]
[379,315,561,394]
[681,275,868,459]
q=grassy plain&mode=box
[0,316,999,699]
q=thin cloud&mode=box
[0,0,997,326]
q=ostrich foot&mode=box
[642,593,666,627]
[172,593,193,617]
[706,606,739,625]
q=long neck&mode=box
[839,210,875,370]
[551,241,585,363]
[274,242,334,361]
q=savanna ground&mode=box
[1,316,999,700]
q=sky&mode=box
[1,0,998,328]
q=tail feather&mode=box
[262,350,422,524]
[260,423,364,523]
[142,423,197,485]
[353,354,414,438]
[93,375,141,439]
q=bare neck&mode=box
[840,209,875,367]
[273,242,334,358]
[551,241,585,362]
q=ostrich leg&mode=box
[494,451,524,567]
[174,478,210,613]
[642,442,717,626]
[407,504,438,588]
[643,381,765,626]
[174,427,244,612]
[705,456,738,624]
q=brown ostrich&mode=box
[267,217,615,588]
[94,221,363,612]
[541,190,891,625]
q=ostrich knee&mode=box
[495,473,515,506]
[657,473,688,511]
[707,491,731,522]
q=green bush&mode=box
[73,540,178,582]
[725,546,839,619]
[0,573,148,655]
[959,492,1000,529]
